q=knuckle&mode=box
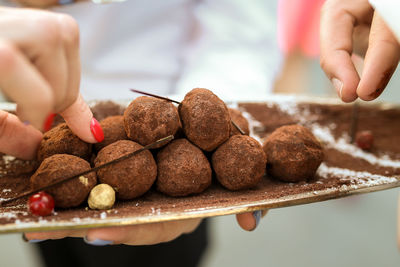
[0,111,10,138]
[30,92,54,112]
[0,41,18,75]
[58,14,80,49]
[34,16,62,47]
[319,56,328,69]
[53,93,68,113]
[64,91,79,110]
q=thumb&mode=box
[59,94,103,144]
[357,12,400,100]
[236,210,268,231]
[0,110,42,160]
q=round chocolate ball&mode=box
[31,154,97,208]
[229,108,250,136]
[94,115,128,152]
[91,101,125,122]
[263,124,323,182]
[94,140,157,199]
[212,135,266,190]
[37,123,92,162]
[156,138,212,197]
[124,96,180,148]
[179,88,231,151]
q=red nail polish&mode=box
[43,113,56,132]
[90,118,104,142]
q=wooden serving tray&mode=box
[0,95,399,233]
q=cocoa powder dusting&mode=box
[0,100,399,229]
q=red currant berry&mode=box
[28,191,55,216]
[355,130,374,150]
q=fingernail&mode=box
[43,113,56,132]
[252,210,262,230]
[84,236,113,246]
[331,78,343,99]
[22,234,46,243]
[90,118,104,142]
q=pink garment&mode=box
[278,0,324,58]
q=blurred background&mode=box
[0,0,400,266]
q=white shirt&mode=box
[1,0,281,102]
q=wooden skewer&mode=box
[130,89,180,104]
[230,120,245,135]
[1,135,174,207]
[350,102,359,143]
[130,89,246,135]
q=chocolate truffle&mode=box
[124,96,180,148]
[94,140,157,199]
[229,108,250,136]
[179,88,231,151]
[37,123,91,162]
[30,154,97,208]
[91,101,125,121]
[156,138,212,196]
[94,115,128,152]
[212,135,266,190]
[263,124,323,182]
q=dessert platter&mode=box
[0,91,399,233]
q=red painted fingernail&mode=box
[43,113,56,132]
[90,118,104,142]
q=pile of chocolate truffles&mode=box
[31,88,323,210]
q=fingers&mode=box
[24,219,201,246]
[320,3,360,102]
[86,219,202,245]
[32,33,68,114]
[236,210,268,231]
[0,40,54,130]
[357,13,400,101]
[0,110,42,160]
[56,14,81,112]
[0,10,86,136]
[60,94,102,143]
[15,0,58,8]
[24,229,87,241]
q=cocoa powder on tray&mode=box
[0,100,399,228]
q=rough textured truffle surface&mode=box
[30,154,97,208]
[124,96,180,148]
[229,108,250,136]
[37,123,91,162]
[179,88,231,151]
[156,138,212,197]
[263,124,323,182]
[91,101,125,121]
[94,140,157,199]
[94,116,128,152]
[212,135,266,190]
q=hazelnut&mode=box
[88,184,116,210]
[355,130,374,150]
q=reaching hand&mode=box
[0,7,102,159]
[320,0,400,102]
